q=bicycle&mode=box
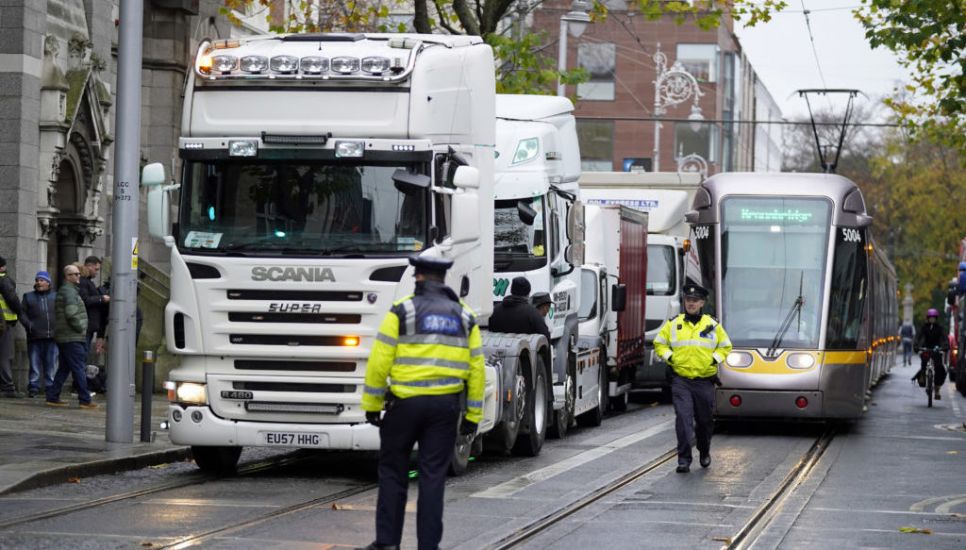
[915,346,943,407]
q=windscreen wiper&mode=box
[766,273,805,358]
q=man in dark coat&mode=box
[21,271,58,397]
[488,277,550,343]
[78,256,109,348]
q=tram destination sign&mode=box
[739,208,815,223]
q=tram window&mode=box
[647,245,676,296]
[827,227,868,349]
[719,197,830,348]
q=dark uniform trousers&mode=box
[376,393,460,550]
[671,375,715,465]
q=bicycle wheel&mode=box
[926,365,934,408]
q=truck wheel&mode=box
[578,350,607,428]
[449,420,474,476]
[485,361,525,455]
[549,371,574,439]
[513,356,548,457]
[191,446,241,475]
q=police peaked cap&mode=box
[531,292,552,307]
[409,254,454,275]
[682,283,709,299]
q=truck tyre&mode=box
[578,349,607,428]
[549,369,574,439]
[513,355,548,457]
[449,419,474,476]
[192,445,241,475]
[485,360,525,455]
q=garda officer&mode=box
[0,257,23,398]
[360,255,485,550]
[653,283,732,473]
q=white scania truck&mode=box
[142,33,551,473]
[492,95,601,438]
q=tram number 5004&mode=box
[693,226,710,240]
[841,228,862,243]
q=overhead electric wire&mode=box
[800,1,831,94]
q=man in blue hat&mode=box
[360,254,485,550]
[20,271,58,397]
[654,282,732,473]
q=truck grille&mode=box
[234,360,356,372]
[227,289,362,301]
[233,381,354,393]
[228,312,361,324]
[229,334,353,346]
[245,402,344,415]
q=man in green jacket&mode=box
[45,265,96,409]
[654,283,732,472]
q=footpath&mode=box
[0,392,188,495]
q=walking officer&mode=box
[653,283,732,473]
[360,254,485,550]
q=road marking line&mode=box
[471,420,673,499]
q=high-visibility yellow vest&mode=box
[654,313,732,379]
[0,273,16,322]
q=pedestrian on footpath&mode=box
[654,283,732,473]
[79,256,109,354]
[0,256,23,398]
[899,321,915,366]
[489,277,550,343]
[359,255,485,550]
[46,264,96,409]
[20,271,58,398]
[531,291,552,318]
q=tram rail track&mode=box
[724,428,836,550]
[0,451,312,531]
[486,448,678,549]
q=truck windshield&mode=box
[647,244,676,296]
[494,196,547,272]
[720,197,831,349]
[179,160,428,256]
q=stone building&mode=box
[0,0,233,390]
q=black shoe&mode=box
[700,454,711,468]
[676,463,690,473]
[358,544,400,550]
[28,390,37,398]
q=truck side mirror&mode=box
[142,163,170,239]
[452,166,479,189]
[612,283,627,312]
[449,190,479,244]
[517,201,536,225]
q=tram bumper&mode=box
[714,389,824,419]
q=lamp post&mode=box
[557,0,592,96]
[652,43,703,171]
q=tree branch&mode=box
[432,0,463,34]
[452,0,482,35]
[414,0,433,33]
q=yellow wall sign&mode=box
[131,238,139,270]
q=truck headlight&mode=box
[241,55,269,73]
[331,56,360,74]
[212,55,238,74]
[300,56,328,74]
[512,138,539,164]
[229,140,258,157]
[726,351,753,368]
[270,55,299,74]
[335,140,364,158]
[177,383,208,405]
[786,353,816,369]
[362,56,391,75]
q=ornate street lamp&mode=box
[557,0,592,96]
[652,43,704,171]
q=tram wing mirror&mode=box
[685,210,700,224]
[612,283,627,312]
[854,214,873,228]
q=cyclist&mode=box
[912,308,947,400]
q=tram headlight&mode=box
[786,353,816,369]
[726,351,753,368]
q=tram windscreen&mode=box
[720,197,831,349]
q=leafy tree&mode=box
[219,1,785,95]
[855,1,966,156]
